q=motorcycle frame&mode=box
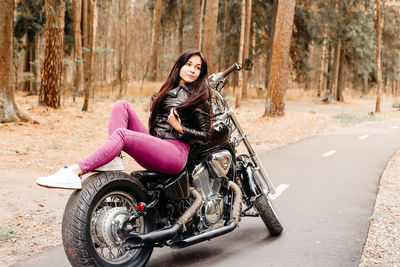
[211,86,277,195]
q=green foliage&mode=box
[13,0,400,93]
[334,113,380,125]
[291,1,312,83]
[14,0,45,46]
[248,0,274,57]
[161,0,178,28]
[11,248,21,254]
[14,0,73,55]
[382,5,400,82]
[0,227,16,242]
[344,6,376,78]
[306,0,379,90]
[224,1,241,66]
[64,0,74,56]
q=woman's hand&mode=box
[167,108,183,134]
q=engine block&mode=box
[192,166,225,230]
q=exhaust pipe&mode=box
[170,181,242,249]
[126,223,182,247]
[227,181,242,222]
[125,187,202,247]
[170,219,237,249]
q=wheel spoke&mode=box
[89,191,143,264]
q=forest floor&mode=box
[0,88,399,266]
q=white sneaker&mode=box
[94,155,124,172]
[36,166,82,189]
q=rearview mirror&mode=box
[242,58,253,70]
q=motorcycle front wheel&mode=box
[62,171,155,267]
[237,154,283,236]
[254,192,283,236]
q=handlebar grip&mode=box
[222,64,240,78]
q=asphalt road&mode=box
[13,119,400,267]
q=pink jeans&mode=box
[77,100,190,175]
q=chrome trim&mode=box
[208,150,232,177]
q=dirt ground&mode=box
[0,89,399,266]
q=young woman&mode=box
[37,49,212,189]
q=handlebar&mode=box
[209,59,252,92]
[222,63,241,78]
[209,63,242,91]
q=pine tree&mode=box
[14,0,46,95]
[264,0,296,117]
[39,0,65,108]
[148,0,162,81]
[0,0,20,122]
[202,0,219,73]
[375,0,382,112]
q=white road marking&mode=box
[269,184,289,200]
[322,150,337,157]
[390,126,399,129]
[358,135,371,140]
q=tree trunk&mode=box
[327,38,341,103]
[362,73,369,95]
[124,0,131,95]
[117,0,129,98]
[337,43,346,102]
[327,45,335,94]
[97,2,105,87]
[383,76,387,95]
[23,48,30,92]
[218,0,227,71]
[178,0,184,53]
[328,38,341,103]
[117,0,125,98]
[31,33,43,97]
[0,0,19,122]
[29,40,38,95]
[396,60,400,97]
[82,0,88,81]
[82,0,96,111]
[103,0,112,87]
[73,0,84,102]
[148,0,162,81]
[264,0,296,117]
[391,79,395,96]
[242,0,252,99]
[199,0,205,50]
[236,0,246,108]
[375,0,382,113]
[202,0,219,74]
[304,41,314,91]
[317,26,328,97]
[191,0,201,50]
[251,21,256,58]
[264,0,279,90]
[39,0,65,108]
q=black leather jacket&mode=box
[150,84,211,145]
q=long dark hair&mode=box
[149,49,211,132]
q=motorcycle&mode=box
[62,59,283,267]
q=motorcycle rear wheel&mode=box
[254,193,283,236]
[62,171,155,267]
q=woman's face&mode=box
[179,55,202,85]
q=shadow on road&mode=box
[147,221,280,267]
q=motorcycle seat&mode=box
[130,170,181,187]
[131,170,190,200]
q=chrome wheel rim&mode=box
[90,191,144,264]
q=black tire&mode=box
[62,171,156,267]
[254,193,283,236]
[236,154,283,236]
